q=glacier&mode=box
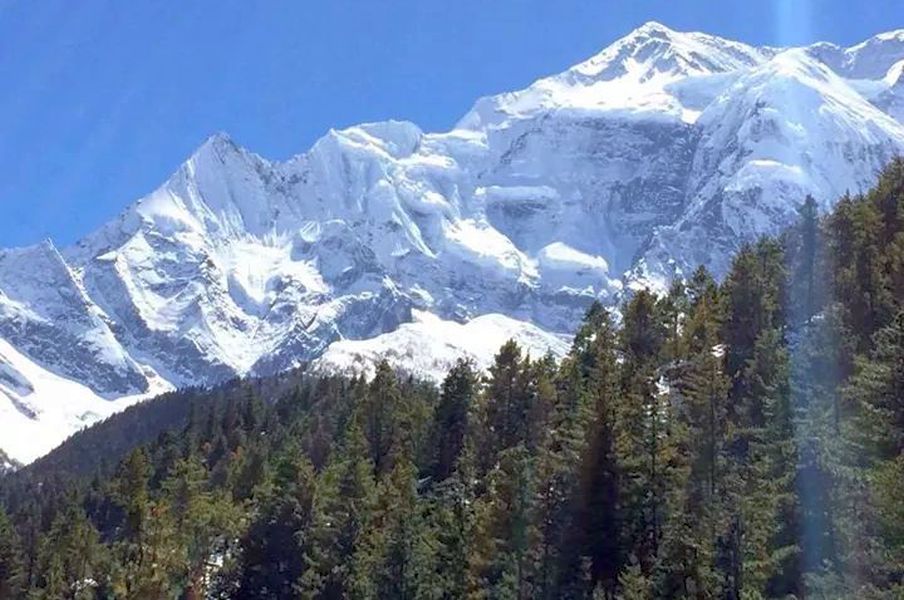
[3,22,904,464]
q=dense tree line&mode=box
[0,160,903,598]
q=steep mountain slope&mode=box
[3,22,904,464]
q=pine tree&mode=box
[656,278,727,600]
[792,311,846,579]
[842,310,904,590]
[530,354,579,599]
[29,497,105,600]
[723,240,785,392]
[617,560,653,600]
[0,506,25,600]
[827,194,888,354]
[114,448,152,548]
[373,457,434,599]
[472,444,539,599]
[232,446,316,599]
[789,195,822,325]
[429,444,478,599]
[719,240,801,598]
[110,447,181,599]
[300,421,378,599]
[161,455,241,599]
[618,289,671,574]
[568,305,623,598]
[484,341,532,461]
[358,361,408,478]
[430,359,478,483]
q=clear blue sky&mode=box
[1,0,902,248]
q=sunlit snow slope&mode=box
[3,22,904,464]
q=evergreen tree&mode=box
[300,422,378,599]
[841,311,904,590]
[617,560,653,600]
[373,458,434,600]
[827,193,888,355]
[110,447,182,599]
[789,195,822,325]
[28,497,105,600]
[657,280,727,599]
[530,354,578,599]
[430,359,478,483]
[233,447,315,599]
[720,240,800,598]
[618,289,671,573]
[484,341,532,462]
[0,506,25,600]
[429,445,478,599]
[161,455,241,599]
[358,361,409,478]
[568,305,623,598]
[792,311,846,579]
[472,444,539,599]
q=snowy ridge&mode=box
[459,22,769,128]
[0,448,19,475]
[312,310,570,381]
[0,337,171,464]
[3,22,904,463]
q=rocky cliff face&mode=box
[3,22,904,463]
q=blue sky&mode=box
[1,0,902,247]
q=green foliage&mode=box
[430,359,478,483]
[0,507,25,599]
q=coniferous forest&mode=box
[1,161,903,599]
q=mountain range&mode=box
[3,21,904,464]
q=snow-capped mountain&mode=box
[3,22,904,464]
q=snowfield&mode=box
[3,22,904,464]
[0,338,172,464]
[312,311,571,381]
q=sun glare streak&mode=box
[772,0,840,582]
[775,0,814,48]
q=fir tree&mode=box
[358,361,408,478]
[374,458,435,600]
[300,421,378,599]
[233,447,316,599]
[161,455,241,599]
[619,289,671,573]
[430,359,478,483]
[570,305,622,598]
[0,507,25,600]
[28,497,105,600]
[429,445,478,599]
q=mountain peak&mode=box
[192,131,244,161]
[457,21,766,129]
[184,131,268,187]
[569,21,763,84]
[631,20,678,39]
[202,130,235,147]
